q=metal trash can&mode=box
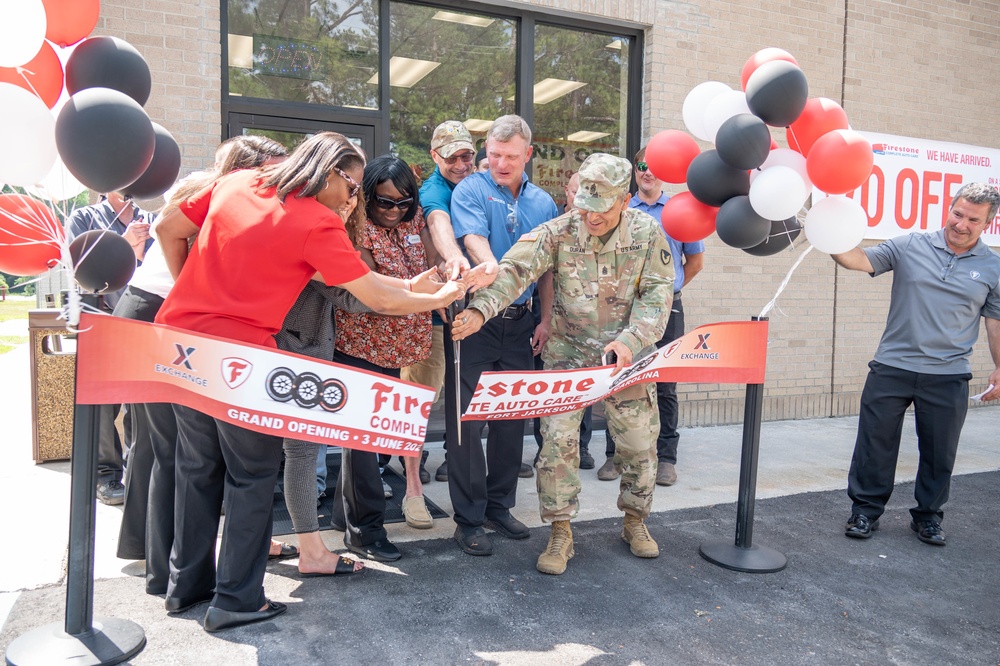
[29,309,76,463]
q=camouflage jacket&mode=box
[467,207,674,369]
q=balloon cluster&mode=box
[649,47,874,256]
[0,0,180,291]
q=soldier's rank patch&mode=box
[660,249,671,265]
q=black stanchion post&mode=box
[5,378,146,664]
[698,316,786,573]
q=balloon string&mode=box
[787,126,802,153]
[759,244,814,318]
[16,66,44,100]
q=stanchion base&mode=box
[5,617,146,666]
[699,540,787,573]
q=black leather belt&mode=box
[499,303,530,320]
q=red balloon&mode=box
[740,48,798,91]
[786,98,849,156]
[644,130,701,184]
[806,130,874,195]
[0,194,64,276]
[0,41,64,109]
[661,192,718,242]
[42,0,100,48]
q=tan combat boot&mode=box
[622,514,660,558]
[536,520,574,575]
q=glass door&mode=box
[228,113,376,157]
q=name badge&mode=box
[406,234,421,246]
[615,242,648,254]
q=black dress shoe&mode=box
[203,600,287,632]
[485,511,530,540]
[844,513,879,539]
[579,449,595,470]
[454,525,493,555]
[435,460,448,482]
[518,462,534,478]
[345,537,402,562]
[911,519,946,546]
[165,592,214,614]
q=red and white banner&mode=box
[463,321,768,421]
[832,132,1000,245]
[74,314,434,456]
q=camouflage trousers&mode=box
[537,382,658,522]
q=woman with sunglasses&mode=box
[153,134,463,632]
[332,155,442,555]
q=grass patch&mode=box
[0,297,33,323]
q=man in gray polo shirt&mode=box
[832,182,1000,546]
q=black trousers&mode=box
[848,361,971,523]
[447,312,534,528]
[143,401,178,594]
[168,404,283,612]
[112,286,165,561]
[331,351,397,547]
[607,296,684,462]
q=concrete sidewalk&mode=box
[1,336,998,664]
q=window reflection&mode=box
[227,0,380,109]
[387,3,516,175]
[532,25,631,209]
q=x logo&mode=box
[695,334,711,350]
[173,343,197,370]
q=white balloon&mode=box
[682,81,731,143]
[805,195,869,254]
[750,148,812,190]
[0,0,47,68]
[25,156,87,201]
[749,165,807,221]
[0,83,57,187]
[703,90,752,144]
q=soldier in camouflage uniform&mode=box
[452,153,674,574]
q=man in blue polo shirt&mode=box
[833,182,1000,546]
[447,114,559,556]
[598,145,705,487]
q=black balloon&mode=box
[745,60,809,127]
[56,87,155,194]
[716,114,772,170]
[70,230,136,294]
[743,217,803,256]
[686,150,750,207]
[123,123,181,200]
[716,196,771,249]
[66,36,152,106]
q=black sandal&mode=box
[268,542,299,561]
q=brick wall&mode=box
[97,0,999,425]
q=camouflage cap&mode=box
[575,153,632,213]
[430,121,475,158]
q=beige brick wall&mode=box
[96,0,220,177]
[98,0,999,425]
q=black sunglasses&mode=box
[373,194,413,211]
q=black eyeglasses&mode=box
[373,195,413,211]
[636,161,649,172]
[333,167,361,198]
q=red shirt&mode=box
[335,210,432,368]
[155,169,370,347]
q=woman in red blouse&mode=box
[334,155,440,555]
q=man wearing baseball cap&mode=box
[452,153,675,575]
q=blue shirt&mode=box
[418,167,456,217]
[630,193,703,293]
[451,170,559,305]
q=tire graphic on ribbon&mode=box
[265,367,348,413]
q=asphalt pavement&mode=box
[0,325,998,665]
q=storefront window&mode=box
[227,0,380,109]
[532,25,632,209]
[386,3,516,174]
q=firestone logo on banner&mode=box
[221,357,253,389]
